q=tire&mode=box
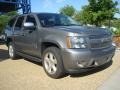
[8,42,18,60]
[42,47,65,79]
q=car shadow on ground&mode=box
[70,60,113,78]
[0,49,9,62]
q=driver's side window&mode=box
[25,15,37,26]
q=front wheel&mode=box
[42,47,65,79]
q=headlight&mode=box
[67,36,87,48]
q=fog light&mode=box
[78,64,84,68]
[95,61,98,66]
[77,61,87,68]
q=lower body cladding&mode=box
[62,46,116,73]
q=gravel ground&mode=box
[0,45,120,90]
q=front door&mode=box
[21,15,40,57]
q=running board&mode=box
[16,52,42,62]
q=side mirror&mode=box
[23,22,36,30]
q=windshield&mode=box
[37,13,80,27]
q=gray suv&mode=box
[4,13,116,78]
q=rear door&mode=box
[13,16,25,51]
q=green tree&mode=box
[112,19,120,28]
[75,0,118,26]
[0,11,18,34]
[59,5,75,17]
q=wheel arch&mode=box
[41,41,62,55]
[6,37,13,46]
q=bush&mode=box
[111,28,120,36]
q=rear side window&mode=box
[7,18,16,28]
[14,16,24,30]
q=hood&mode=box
[51,26,112,36]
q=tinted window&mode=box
[26,15,37,26]
[15,16,24,29]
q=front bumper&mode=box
[62,46,116,73]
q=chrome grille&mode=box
[89,35,112,49]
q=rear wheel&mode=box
[8,42,18,60]
[42,47,65,79]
